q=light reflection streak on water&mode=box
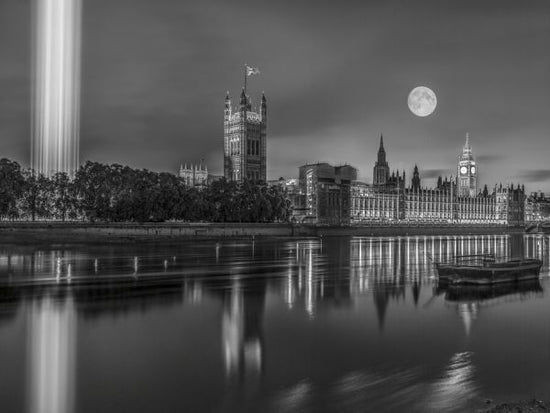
[272,380,313,413]
[458,303,478,336]
[333,368,422,412]
[306,248,314,317]
[27,296,76,413]
[221,277,264,379]
[424,351,478,412]
[285,252,295,309]
[223,281,243,377]
[329,352,477,412]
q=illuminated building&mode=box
[351,177,525,225]
[348,136,525,225]
[179,160,208,187]
[525,191,550,222]
[298,163,357,225]
[224,90,267,182]
[351,182,402,221]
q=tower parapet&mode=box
[224,88,267,182]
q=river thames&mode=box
[0,234,548,412]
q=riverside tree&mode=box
[0,158,291,223]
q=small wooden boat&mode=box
[435,254,543,285]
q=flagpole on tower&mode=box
[243,64,259,97]
[244,63,247,95]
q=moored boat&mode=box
[434,254,543,285]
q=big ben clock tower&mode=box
[457,133,477,197]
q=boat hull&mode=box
[435,259,542,285]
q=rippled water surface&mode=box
[0,234,549,412]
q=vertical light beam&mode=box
[32,0,82,177]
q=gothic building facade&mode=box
[223,89,267,183]
[351,177,525,225]
[179,161,208,186]
[349,135,524,225]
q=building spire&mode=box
[460,132,474,161]
[412,164,421,190]
[377,134,386,161]
[464,132,471,150]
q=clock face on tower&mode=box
[460,166,467,175]
[471,166,476,174]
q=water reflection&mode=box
[0,234,547,412]
[437,280,544,336]
[222,279,265,379]
[425,351,478,412]
[27,296,76,413]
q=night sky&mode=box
[1,0,549,191]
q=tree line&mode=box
[0,158,291,223]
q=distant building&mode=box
[297,163,357,225]
[525,191,550,222]
[179,161,208,186]
[224,89,267,182]
[349,135,525,226]
[270,178,307,222]
[352,177,525,225]
[495,184,525,226]
[457,133,478,197]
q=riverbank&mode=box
[0,222,524,244]
[479,398,549,412]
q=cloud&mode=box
[476,154,503,164]
[421,168,449,179]
[518,169,550,183]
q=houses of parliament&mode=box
[297,134,527,226]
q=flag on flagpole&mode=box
[246,65,260,76]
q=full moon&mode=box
[408,86,437,117]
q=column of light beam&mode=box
[32,0,82,177]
